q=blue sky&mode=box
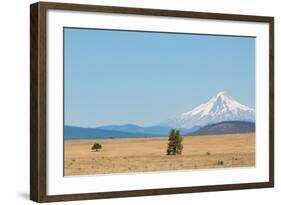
[64,28,255,127]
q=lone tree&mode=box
[167,129,183,155]
[91,143,102,152]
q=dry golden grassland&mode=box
[64,133,255,176]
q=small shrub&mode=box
[206,152,211,156]
[91,143,102,152]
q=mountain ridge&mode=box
[64,125,162,140]
[96,124,196,136]
[189,121,255,136]
[64,124,199,140]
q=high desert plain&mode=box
[64,133,255,176]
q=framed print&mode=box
[30,1,274,202]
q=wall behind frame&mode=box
[0,0,279,205]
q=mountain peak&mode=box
[211,91,233,102]
[160,92,255,129]
[215,91,227,97]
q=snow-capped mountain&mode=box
[160,91,255,129]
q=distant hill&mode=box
[64,125,163,140]
[64,124,198,140]
[97,124,194,136]
[96,124,170,135]
[189,121,255,136]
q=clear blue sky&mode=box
[64,28,255,127]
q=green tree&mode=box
[91,143,102,152]
[167,129,183,155]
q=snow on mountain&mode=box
[160,91,255,129]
